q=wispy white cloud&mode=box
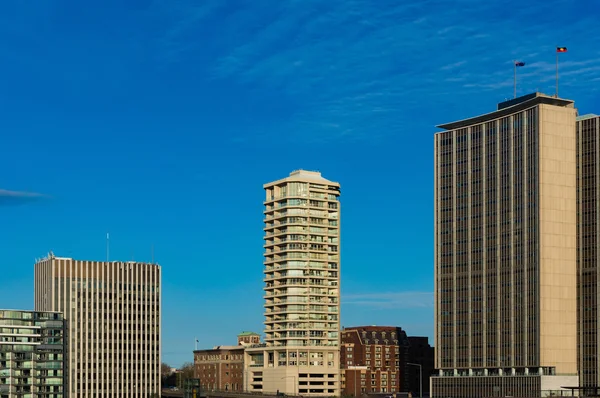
[0,189,48,206]
[145,0,222,65]
[440,61,467,71]
[344,291,434,309]
[145,0,600,141]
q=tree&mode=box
[161,363,174,388]
[174,362,196,389]
[161,363,172,378]
[180,362,195,381]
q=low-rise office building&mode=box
[340,326,434,397]
[340,326,409,396]
[194,346,244,392]
[0,309,66,398]
[193,333,261,392]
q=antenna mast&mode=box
[106,233,110,262]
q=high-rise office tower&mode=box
[433,93,578,397]
[245,170,341,396]
[0,310,66,398]
[576,113,600,390]
[34,253,161,398]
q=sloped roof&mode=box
[238,331,260,336]
[264,170,340,188]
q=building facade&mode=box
[340,327,435,397]
[0,310,66,398]
[433,93,578,397]
[407,337,435,397]
[340,326,409,396]
[576,114,600,390]
[34,254,161,398]
[193,332,260,392]
[237,332,260,347]
[194,346,244,392]
[245,170,341,396]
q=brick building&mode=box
[340,326,434,397]
[341,326,410,396]
[194,345,244,392]
[193,332,261,392]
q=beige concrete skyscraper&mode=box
[245,170,341,396]
[433,93,578,397]
[34,253,161,398]
[576,114,600,390]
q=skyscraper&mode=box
[34,253,161,398]
[433,93,578,397]
[576,113,600,390]
[245,170,341,396]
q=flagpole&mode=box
[556,49,559,97]
[514,61,517,98]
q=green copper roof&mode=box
[238,331,260,336]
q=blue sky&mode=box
[1,0,599,367]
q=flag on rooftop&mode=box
[557,47,568,53]
[515,61,525,67]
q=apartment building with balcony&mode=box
[34,253,161,398]
[0,310,65,398]
[245,170,341,396]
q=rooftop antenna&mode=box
[106,233,110,262]
[151,244,155,264]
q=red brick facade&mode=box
[340,326,434,397]
[194,346,245,392]
[341,326,409,396]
